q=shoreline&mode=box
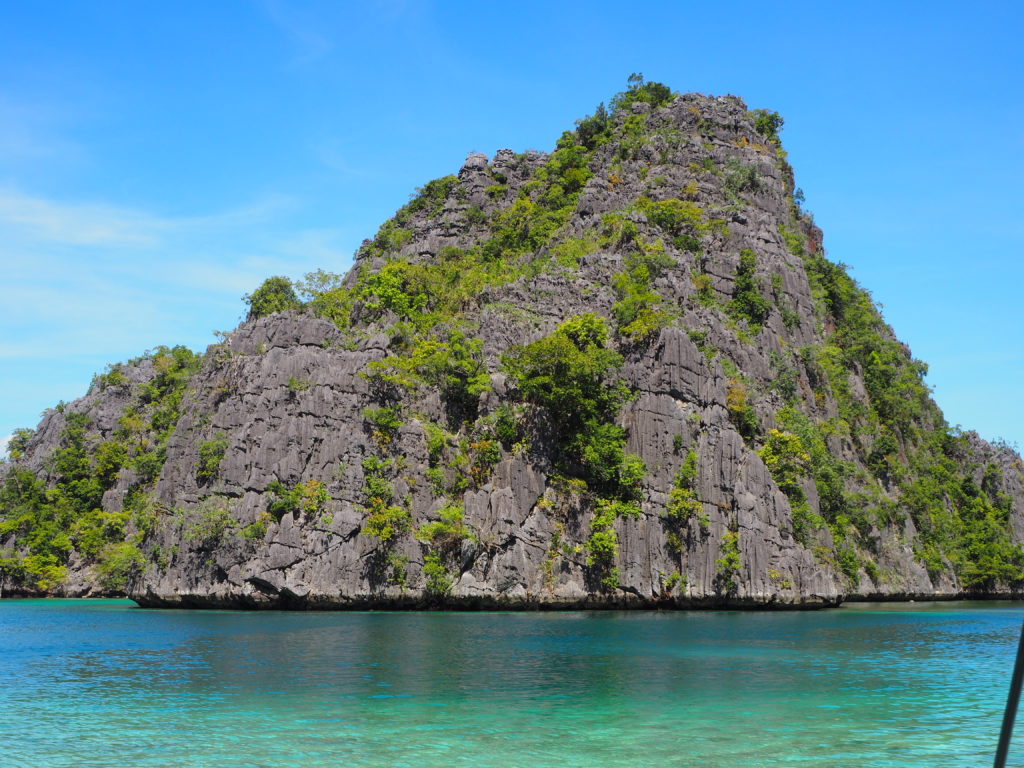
[5,588,1024,611]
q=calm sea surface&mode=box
[1,600,1022,767]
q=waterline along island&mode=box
[2,79,1022,609]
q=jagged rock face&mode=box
[3,90,1023,608]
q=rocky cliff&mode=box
[3,80,1023,608]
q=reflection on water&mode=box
[0,601,1021,767]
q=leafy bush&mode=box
[240,512,272,541]
[423,552,453,596]
[365,329,490,418]
[184,497,233,546]
[610,73,674,114]
[21,553,67,591]
[758,430,809,500]
[692,272,717,307]
[131,450,164,484]
[611,238,673,341]
[575,103,611,150]
[196,437,229,485]
[715,528,741,594]
[493,405,522,448]
[407,175,458,218]
[726,378,759,441]
[360,458,410,544]
[244,276,302,320]
[360,219,413,261]
[728,249,771,331]
[775,408,845,541]
[468,440,502,487]
[359,260,426,321]
[95,542,145,591]
[363,406,403,447]
[638,197,705,238]
[296,269,355,329]
[266,480,329,520]
[416,503,472,551]
[665,449,701,521]
[503,314,628,433]
[585,501,619,567]
[751,109,784,143]
[91,364,128,393]
[503,314,645,500]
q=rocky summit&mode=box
[3,80,1023,609]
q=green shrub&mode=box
[638,197,704,237]
[360,458,410,544]
[359,260,426,321]
[692,272,717,307]
[22,553,67,591]
[131,451,164,484]
[549,235,598,269]
[726,378,759,441]
[91,365,128,393]
[758,429,809,501]
[196,437,229,485]
[723,158,760,197]
[423,552,453,596]
[423,422,450,466]
[407,175,458,217]
[610,73,674,114]
[575,102,611,149]
[834,544,860,586]
[502,314,628,434]
[95,542,145,591]
[184,497,233,546]
[240,512,272,541]
[728,249,771,331]
[365,329,490,417]
[297,269,356,329]
[244,276,302,320]
[663,570,685,594]
[71,508,130,559]
[493,405,522,448]
[266,480,329,519]
[611,238,673,341]
[751,109,784,143]
[416,503,472,550]
[360,219,413,261]
[585,501,619,568]
[715,528,741,594]
[363,406,403,447]
[468,439,502,487]
[665,450,701,521]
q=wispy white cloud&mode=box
[0,185,356,364]
[310,138,373,177]
[0,94,86,169]
[0,188,161,246]
[0,187,297,249]
[0,434,11,459]
[274,227,354,264]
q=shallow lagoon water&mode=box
[1,600,1022,767]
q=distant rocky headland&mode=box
[3,78,1022,609]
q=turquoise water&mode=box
[1,601,1022,767]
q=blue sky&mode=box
[1,0,1022,454]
